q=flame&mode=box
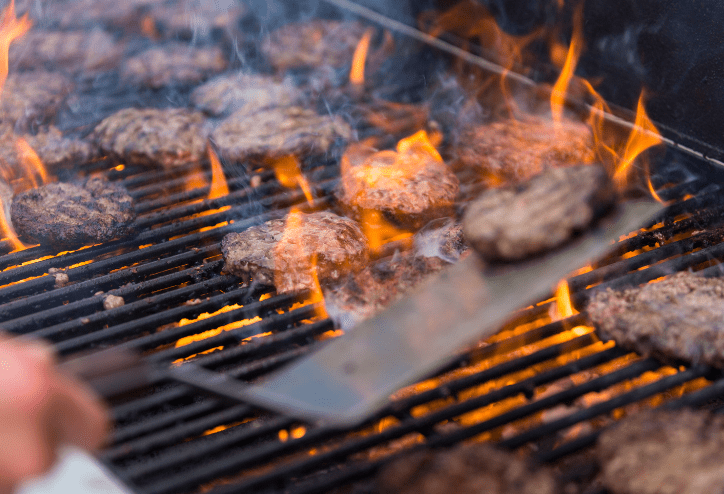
[0,0,31,99]
[613,92,663,186]
[550,6,584,125]
[396,129,443,162]
[207,144,229,200]
[173,304,263,348]
[269,155,314,205]
[350,27,374,86]
[360,209,413,254]
[15,138,47,187]
[0,200,24,251]
[554,280,591,337]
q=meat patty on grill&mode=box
[337,141,459,230]
[597,408,724,494]
[11,177,135,248]
[377,442,557,494]
[587,271,724,368]
[261,20,369,72]
[0,71,73,130]
[456,116,596,187]
[463,164,616,262]
[121,43,227,88]
[413,218,469,263]
[324,250,448,330]
[221,211,369,294]
[11,29,123,73]
[211,105,351,166]
[191,73,299,117]
[93,108,209,168]
[147,0,246,41]
[0,125,97,171]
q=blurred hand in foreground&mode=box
[0,336,109,493]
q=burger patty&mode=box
[0,125,97,171]
[191,73,299,117]
[337,142,460,230]
[413,218,468,263]
[597,408,724,494]
[121,43,227,88]
[0,71,73,130]
[211,105,351,166]
[221,211,369,294]
[587,271,724,368]
[11,177,135,248]
[377,442,557,494]
[146,0,246,41]
[93,107,209,168]
[261,19,369,72]
[463,164,616,262]
[456,116,596,187]
[11,29,123,73]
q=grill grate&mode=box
[2,144,724,493]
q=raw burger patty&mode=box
[221,211,369,294]
[463,164,616,261]
[597,408,724,494]
[11,177,135,248]
[587,271,724,368]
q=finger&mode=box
[0,416,56,488]
[49,372,110,451]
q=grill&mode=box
[3,140,724,494]
[6,0,724,493]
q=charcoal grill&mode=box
[5,1,724,493]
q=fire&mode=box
[173,304,263,348]
[360,210,413,254]
[0,201,23,252]
[613,92,663,187]
[350,27,374,86]
[0,0,31,99]
[553,280,592,337]
[207,144,229,200]
[550,6,584,126]
[15,137,47,188]
[269,155,314,205]
[396,129,442,161]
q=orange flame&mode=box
[269,155,314,205]
[550,6,584,125]
[15,137,47,188]
[396,129,443,161]
[0,0,31,99]
[206,144,229,200]
[360,210,413,255]
[350,27,374,86]
[0,201,24,252]
[554,280,589,337]
[613,92,663,186]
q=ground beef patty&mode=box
[337,139,459,230]
[146,0,246,41]
[324,250,448,330]
[463,164,616,262]
[261,20,369,72]
[597,408,724,494]
[11,177,135,248]
[94,108,209,168]
[211,105,351,166]
[191,73,299,117]
[221,211,369,294]
[121,43,227,88]
[11,29,122,73]
[456,116,596,187]
[377,442,557,494]
[0,71,73,130]
[587,272,724,368]
[0,125,97,171]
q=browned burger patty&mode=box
[377,442,557,494]
[11,177,135,248]
[324,250,448,329]
[463,164,616,262]
[414,218,468,263]
[261,20,369,71]
[221,211,369,294]
[146,0,246,41]
[37,0,154,30]
[10,29,122,73]
[587,272,724,368]
[597,408,724,494]
[337,142,460,230]
[93,108,209,168]
[0,125,97,171]
[456,116,596,186]
[0,71,73,130]
[191,73,299,117]
[121,43,227,88]
[211,105,351,165]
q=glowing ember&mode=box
[613,92,664,186]
[15,137,47,188]
[0,0,31,99]
[269,155,314,205]
[207,144,229,200]
[350,27,374,86]
[174,304,263,348]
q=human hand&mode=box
[0,337,109,493]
